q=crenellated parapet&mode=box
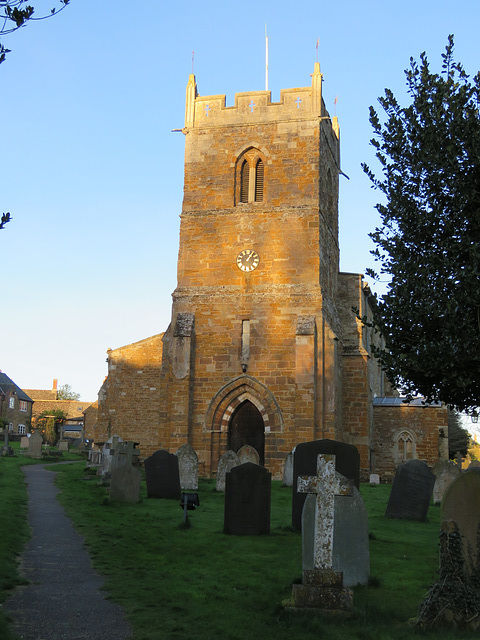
[184,63,338,137]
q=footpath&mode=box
[4,464,133,640]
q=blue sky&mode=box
[1,0,479,402]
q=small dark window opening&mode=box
[255,159,264,202]
[240,160,250,203]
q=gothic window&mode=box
[393,429,417,463]
[237,149,265,204]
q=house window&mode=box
[238,149,265,204]
[9,397,14,409]
[18,424,26,435]
[20,400,27,412]
[8,422,13,432]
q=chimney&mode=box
[53,379,58,391]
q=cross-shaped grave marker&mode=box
[297,454,353,570]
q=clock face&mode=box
[236,249,260,272]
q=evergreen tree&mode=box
[363,36,480,414]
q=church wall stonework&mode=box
[95,334,164,456]
[372,403,448,482]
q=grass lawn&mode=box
[1,455,474,639]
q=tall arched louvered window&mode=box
[255,159,264,202]
[240,160,250,203]
[237,149,265,204]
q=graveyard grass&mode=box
[1,457,476,640]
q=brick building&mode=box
[95,65,447,479]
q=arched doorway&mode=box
[228,400,265,465]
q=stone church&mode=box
[92,64,448,481]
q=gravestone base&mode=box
[291,570,353,614]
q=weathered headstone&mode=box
[442,468,480,575]
[282,451,294,487]
[237,444,260,465]
[216,450,240,492]
[109,464,142,504]
[385,459,435,522]
[224,463,271,535]
[100,435,123,477]
[416,468,480,629]
[58,440,69,452]
[432,460,460,505]
[291,454,354,612]
[301,483,370,587]
[145,449,181,499]
[292,439,360,530]
[20,436,29,449]
[369,473,380,485]
[175,444,198,490]
[27,430,43,459]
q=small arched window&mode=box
[238,149,265,204]
[393,429,417,463]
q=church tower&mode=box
[158,64,344,478]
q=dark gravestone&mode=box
[144,450,181,499]
[385,459,435,522]
[110,464,141,504]
[224,463,271,535]
[292,439,360,530]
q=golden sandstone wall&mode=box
[95,334,164,456]
[373,401,448,482]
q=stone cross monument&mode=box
[291,453,354,613]
[297,454,352,570]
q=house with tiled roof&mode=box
[0,372,33,435]
[25,379,95,440]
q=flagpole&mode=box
[265,25,269,92]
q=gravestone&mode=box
[224,463,271,535]
[385,459,435,522]
[416,468,480,629]
[100,436,123,477]
[292,439,360,530]
[282,452,294,487]
[216,450,240,492]
[176,444,198,490]
[292,454,354,612]
[369,473,380,485]
[20,436,29,449]
[302,483,370,587]
[109,464,141,504]
[145,449,181,499]
[442,468,480,575]
[237,444,260,465]
[58,440,69,452]
[27,431,43,459]
[432,460,460,505]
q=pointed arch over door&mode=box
[205,375,283,473]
